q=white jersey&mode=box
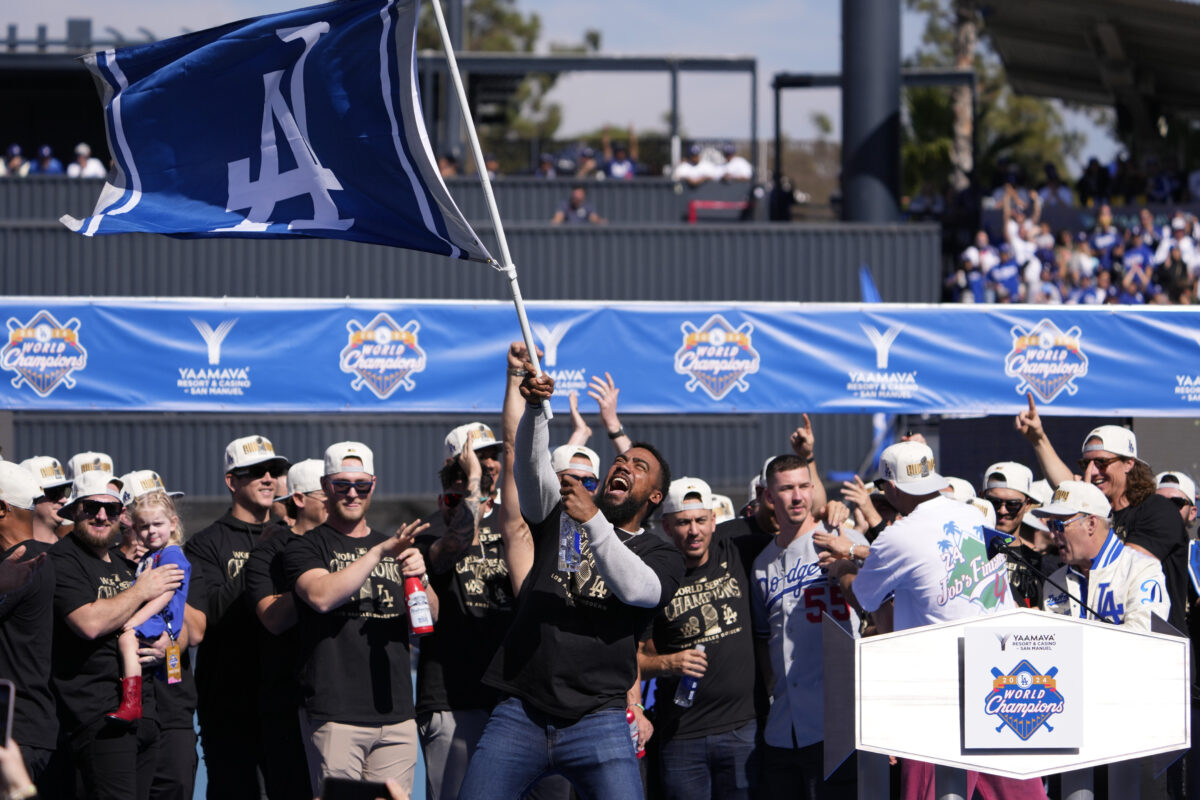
[853,495,1015,631]
[750,523,867,749]
[1042,529,1169,632]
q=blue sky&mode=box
[12,0,1117,166]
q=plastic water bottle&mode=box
[674,644,706,707]
[558,512,582,573]
[404,577,434,637]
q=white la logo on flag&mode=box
[219,22,353,233]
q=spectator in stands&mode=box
[987,243,1022,303]
[1076,157,1110,207]
[438,154,459,179]
[603,128,638,180]
[1148,156,1182,204]
[29,145,63,175]
[534,153,557,179]
[1136,208,1162,249]
[550,185,606,225]
[484,153,501,181]
[1037,163,1073,206]
[1155,214,1196,268]
[4,145,29,178]
[719,143,753,182]
[1090,204,1121,271]
[674,144,719,188]
[1158,245,1195,304]
[67,143,106,178]
[908,181,945,220]
[575,147,602,179]
[947,251,987,304]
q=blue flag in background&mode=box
[61,0,492,262]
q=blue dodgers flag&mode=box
[61,0,492,262]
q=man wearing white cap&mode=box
[1017,398,1188,635]
[19,456,71,544]
[0,462,57,782]
[66,451,118,484]
[750,455,866,797]
[244,458,325,800]
[979,461,1042,608]
[1036,481,1169,630]
[49,471,184,798]
[184,434,289,798]
[285,442,433,796]
[639,476,759,800]
[825,442,1043,800]
[445,422,502,501]
[1157,471,1197,527]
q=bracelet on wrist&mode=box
[7,785,37,800]
[631,702,645,711]
[507,367,528,377]
[607,426,626,439]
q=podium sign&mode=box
[963,626,1082,749]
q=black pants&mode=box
[759,743,856,800]
[72,716,161,800]
[149,727,198,800]
[199,719,265,800]
[259,711,311,800]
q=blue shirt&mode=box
[987,260,1022,300]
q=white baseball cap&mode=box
[877,441,948,495]
[224,435,287,472]
[551,445,600,477]
[287,459,326,495]
[68,451,118,485]
[1080,425,1142,463]
[661,476,714,515]
[965,497,997,528]
[983,461,1035,499]
[711,493,736,524]
[943,476,977,502]
[19,456,70,490]
[1024,479,1054,533]
[61,471,123,516]
[444,423,500,461]
[325,442,375,476]
[118,470,185,506]
[1033,480,1112,519]
[0,461,42,510]
[1156,471,1196,506]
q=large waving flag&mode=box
[62,0,492,262]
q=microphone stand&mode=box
[994,540,1111,623]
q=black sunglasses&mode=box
[1077,455,1122,473]
[76,500,123,519]
[1167,496,1194,510]
[39,484,70,503]
[580,477,599,492]
[985,496,1027,514]
[232,462,287,480]
[329,479,375,495]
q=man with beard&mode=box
[184,435,289,799]
[459,362,685,799]
[49,471,183,800]
[444,423,502,509]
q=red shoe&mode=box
[106,676,142,724]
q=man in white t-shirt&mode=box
[825,442,1045,800]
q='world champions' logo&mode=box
[984,660,1065,740]
[2,310,88,397]
[339,313,426,399]
[1004,319,1088,403]
[673,314,760,401]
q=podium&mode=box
[823,608,1189,798]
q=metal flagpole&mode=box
[428,0,552,419]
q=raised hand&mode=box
[790,413,815,461]
[1014,392,1045,444]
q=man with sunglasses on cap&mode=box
[184,435,289,799]
[19,456,72,543]
[1036,480,1169,630]
[243,458,325,800]
[1157,471,1197,528]
[1017,396,1189,636]
[285,442,433,796]
[48,471,184,799]
[979,461,1047,608]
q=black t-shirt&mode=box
[0,540,57,749]
[244,527,302,715]
[283,524,414,725]
[49,532,157,735]
[416,515,515,714]
[715,516,773,586]
[648,532,756,741]
[483,502,685,722]
[1114,494,1188,633]
[184,510,269,721]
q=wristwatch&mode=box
[607,426,625,439]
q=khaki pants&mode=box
[300,710,418,797]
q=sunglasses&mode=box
[39,484,70,503]
[231,462,287,480]
[1045,514,1085,535]
[1077,455,1122,473]
[1167,496,1194,510]
[580,477,599,492]
[76,500,123,519]
[329,479,374,495]
[986,497,1027,514]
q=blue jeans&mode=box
[658,719,758,800]
[459,697,642,800]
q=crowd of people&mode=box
[948,188,1200,305]
[0,341,1196,800]
[2,143,106,178]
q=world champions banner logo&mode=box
[1004,319,1088,403]
[339,313,426,399]
[2,310,88,397]
[673,314,760,401]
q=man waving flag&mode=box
[62,0,492,262]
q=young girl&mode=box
[108,492,191,723]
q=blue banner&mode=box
[61,0,491,263]
[3,299,1199,416]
